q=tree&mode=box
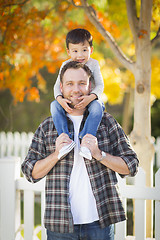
[70,0,159,237]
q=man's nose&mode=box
[73,84,80,92]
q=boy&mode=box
[50,28,105,160]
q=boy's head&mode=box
[66,28,93,64]
[66,28,93,49]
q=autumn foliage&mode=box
[0,0,159,104]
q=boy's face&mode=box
[67,40,93,64]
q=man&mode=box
[21,61,139,240]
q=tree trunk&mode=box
[122,87,134,134]
[129,22,155,238]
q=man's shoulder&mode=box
[38,116,54,131]
[101,112,118,126]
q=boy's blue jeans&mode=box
[50,99,105,139]
[47,221,114,240]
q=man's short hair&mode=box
[66,28,93,49]
[60,61,93,83]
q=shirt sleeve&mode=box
[108,117,139,177]
[21,124,46,183]
[54,60,70,99]
[89,59,104,99]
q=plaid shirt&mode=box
[21,111,139,233]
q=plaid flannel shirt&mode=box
[21,111,139,233]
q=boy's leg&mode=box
[50,100,76,160]
[50,100,70,137]
[79,100,105,139]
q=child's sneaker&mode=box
[58,141,76,160]
[79,146,92,160]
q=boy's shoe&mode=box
[58,141,76,160]
[79,146,92,160]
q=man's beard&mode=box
[68,102,75,109]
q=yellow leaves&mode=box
[151,57,160,99]
[100,60,125,104]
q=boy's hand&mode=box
[57,96,73,114]
[75,94,97,109]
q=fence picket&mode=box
[41,191,47,240]
[24,190,34,240]
[155,169,160,239]
[115,176,127,239]
[135,168,146,240]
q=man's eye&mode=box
[73,50,77,53]
[83,49,87,52]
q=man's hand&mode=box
[81,134,101,160]
[55,133,72,156]
[57,96,73,114]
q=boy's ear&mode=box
[90,46,93,54]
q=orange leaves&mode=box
[0,0,122,104]
[26,87,40,102]
[36,72,46,91]
[97,11,120,38]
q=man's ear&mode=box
[66,48,70,57]
[89,81,92,92]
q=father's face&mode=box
[60,68,90,108]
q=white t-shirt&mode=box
[68,114,99,224]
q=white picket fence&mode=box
[0,132,160,240]
[0,131,160,168]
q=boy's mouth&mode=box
[77,59,85,63]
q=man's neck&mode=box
[70,108,85,116]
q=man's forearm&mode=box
[97,152,130,175]
[32,151,59,179]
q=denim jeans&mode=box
[47,221,114,240]
[50,100,105,139]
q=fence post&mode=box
[0,156,20,240]
[135,168,146,240]
[155,168,160,239]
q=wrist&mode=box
[56,95,63,101]
[96,151,106,162]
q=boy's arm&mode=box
[54,62,65,99]
[54,60,71,99]
[89,59,104,99]
[74,93,97,109]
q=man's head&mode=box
[66,28,93,64]
[60,61,93,111]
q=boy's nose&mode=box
[78,51,83,57]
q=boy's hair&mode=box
[60,61,93,83]
[66,28,93,49]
